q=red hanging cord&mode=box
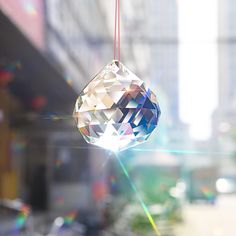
[114,0,117,60]
[114,0,121,61]
[118,0,121,61]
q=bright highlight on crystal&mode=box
[73,60,161,151]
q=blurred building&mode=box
[45,0,113,92]
[217,0,236,124]
[0,0,45,49]
[0,0,94,215]
[212,0,236,175]
[120,0,180,124]
[147,0,179,122]
[129,0,191,151]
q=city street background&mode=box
[0,0,236,235]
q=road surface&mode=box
[175,194,236,236]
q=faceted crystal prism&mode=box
[73,60,161,152]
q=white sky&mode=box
[178,0,218,140]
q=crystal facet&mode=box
[73,60,161,152]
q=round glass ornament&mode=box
[73,60,161,152]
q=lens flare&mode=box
[15,205,30,229]
[115,154,162,236]
[24,2,37,16]
[42,114,72,121]
[63,211,77,226]
[131,147,231,156]
[201,186,216,201]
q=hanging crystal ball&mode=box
[73,60,161,152]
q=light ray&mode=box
[101,154,112,168]
[39,114,73,120]
[115,153,162,236]
[131,148,231,156]
[26,144,231,157]
[14,114,74,121]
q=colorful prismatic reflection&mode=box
[15,205,30,230]
[73,60,161,152]
[63,211,77,226]
[110,175,117,186]
[201,186,216,202]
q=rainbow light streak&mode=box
[132,148,231,156]
[15,214,26,229]
[64,76,73,86]
[24,2,37,16]
[115,154,161,236]
[101,155,112,169]
[15,205,30,229]
[63,211,77,225]
[201,187,216,200]
[26,142,231,158]
[7,61,22,71]
[55,159,62,169]
[42,114,72,121]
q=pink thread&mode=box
[114,0,121,61]
[114,0,118,60]
[118,0,120,61]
